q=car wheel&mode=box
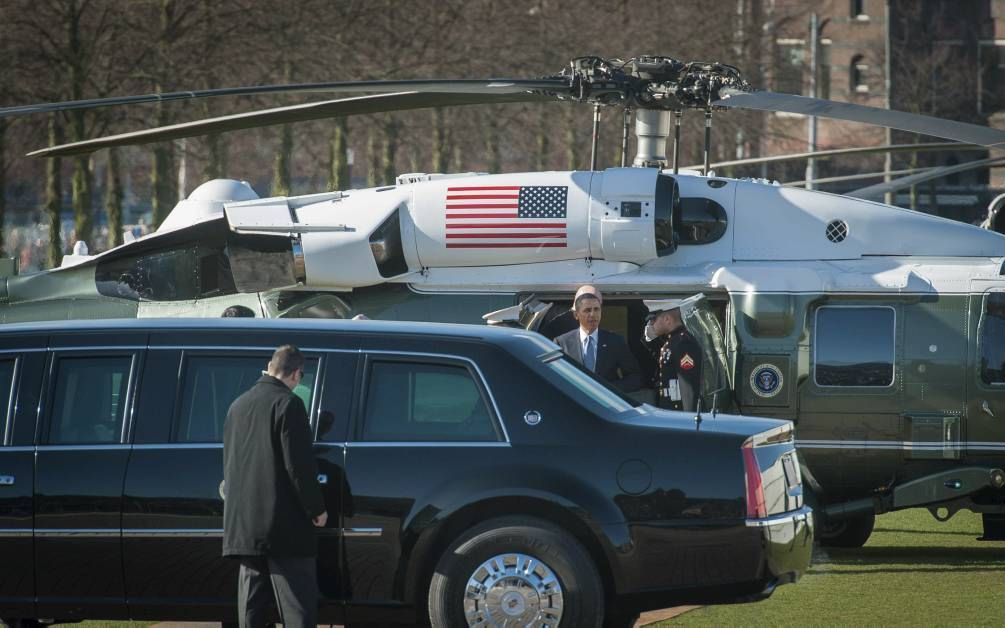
[428,516,603,627]
[817,512,875,548]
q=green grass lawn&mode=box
[655,509,1003,627]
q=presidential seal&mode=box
[750,364,783,398]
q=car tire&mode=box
[428,516,604,627]
[2,620,41,628]
[817,512,875,548]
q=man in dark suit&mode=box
[223,345,327,628]
[554,292,641,392]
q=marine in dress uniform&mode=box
[642,299,703,411]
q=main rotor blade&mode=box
[848,155,1005,200]
[29,91,552,158]
[683,142,984,171]
[715,88,1005,149]
[1,79,569,118]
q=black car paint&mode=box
[0,319,811,624]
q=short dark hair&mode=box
[574,293,601,311]
[269,344,305,378]
[222,305,256,318]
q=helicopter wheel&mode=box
[817,512,875,548]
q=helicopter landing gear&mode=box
[979,513,1005,541]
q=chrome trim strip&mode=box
[132,443,223,450]
[0,446,34,452]
[0,529,32,537]
[796,439,1005,451]
[364,350,510,444]
[36,444,130,452]
[35,529,120,537]
[745,506,813,528]
[342,528,382,538]
[150,346,355,353]
[51,346,146,351]
[346,441,511,448]
[0,348,47,354]
[122,529,222,538]
[3,356,19,446]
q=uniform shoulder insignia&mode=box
[680,354,695,370]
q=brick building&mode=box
[752,0,1005,220]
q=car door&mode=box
[0,338,45,620]
[966,288,1005,461]
[121,345,323,620]
[342,347,509,623]
[35,332,145,620]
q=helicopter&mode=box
[3,54,1005,547]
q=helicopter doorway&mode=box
[966,288,1005,462]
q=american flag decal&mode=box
[444,185,568,249]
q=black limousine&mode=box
[0,319,812,627]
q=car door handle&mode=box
[983,400,996,418]
[0,475,14,486]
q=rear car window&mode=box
[361,360,498,442]
[48,355,132,444]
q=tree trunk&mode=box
[271,124,293,196]
[204,133,227,180]
[535,107,550,171]
[0,119,6,258]
[106,148,123,249]
[432,108,448,172]
[68,109,93,247]
[484,109,501,174]
[564,107,578,171]
[151,141,176,227]
[366,127,380,188]
[380,119,399,186]
[327,118,350,191]
[46,115,64,269]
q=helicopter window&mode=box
[814,306,895,387]
[96,245,237,301]
[654,175,681,257]
[678,198,728,245]
[979,293,1005,385]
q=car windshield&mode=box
[541,352,640,413]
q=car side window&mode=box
[174,354,318,443]
[814,306,895,387]
[48,355,132,444]
[980,292,1005,385]
[0,359,14,441]
[361,359,499,442]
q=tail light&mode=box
[743,441,767,519]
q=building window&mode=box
[850,54,869,94]
[774,41,805,95]
[361,359,499,442]
[819,41,832,100]
[48,355,132,444]
[814,307,895,387]
[850,0,868,19]
[980,293,1005,385]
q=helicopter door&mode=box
[678,294,732,412]
[481,294,554,331]
[966,287,1005,460]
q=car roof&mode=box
[0,317,558,354]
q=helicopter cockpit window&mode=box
[814,306,895,387]
[654,175,682,257]
[96,245,237,301]
[980,293,1005,385]
[677,198,728,245]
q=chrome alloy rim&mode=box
[463,552,564,627]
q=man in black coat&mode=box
[223,345,327,628]
[554,292,641,392]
